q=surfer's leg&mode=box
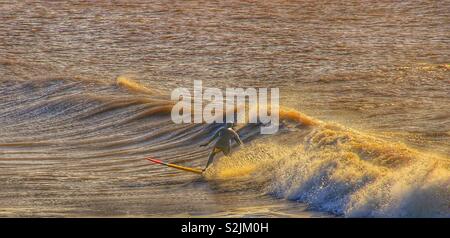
[222,146,231,156]
[205,148,220,170]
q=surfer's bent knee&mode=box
[222,147,231,156]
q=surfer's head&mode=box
[225,121,234,129]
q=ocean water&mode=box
[0,1,448,217]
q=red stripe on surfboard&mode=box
[147,158,165,165]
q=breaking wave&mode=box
[205,124,450,217]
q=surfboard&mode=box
[146,158,203,174]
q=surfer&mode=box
[200,122,243,171]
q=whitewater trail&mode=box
[204,123,449,217]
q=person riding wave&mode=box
[200,122,243,171]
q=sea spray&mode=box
[205,124,450,217]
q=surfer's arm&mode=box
[200,130,220,147]
[232,131,243,146]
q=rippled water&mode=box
[0,1,448,217]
